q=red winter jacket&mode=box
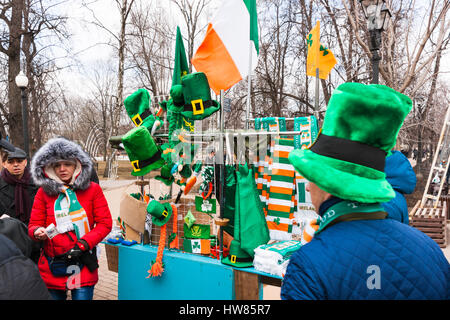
[28,182,112,290]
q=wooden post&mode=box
[234,270,261,300]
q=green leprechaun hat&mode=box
[124,88,161,130]
[147,200,173,227]
[180,72,221,120]
[288,82,412,203]
[221,240,253,268]
[122,126,165,176]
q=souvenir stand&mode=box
[103,26,320,300]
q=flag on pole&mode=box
[191,0,259,94]
[306,21,337,79]
[172,26,190,86]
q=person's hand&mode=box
[34,227,48,241]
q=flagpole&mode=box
[314,67,320,121]
[219,89,225,260]
[245,40,253,130]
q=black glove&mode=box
[80,248,99,272]
[66,243,83,260]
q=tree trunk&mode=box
[7,0,24,147]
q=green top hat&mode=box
[221,240,253,268]
[180,72,221,120]
[122,126,165,177]
[147,200,173,227]
[288,83,412,203]
[124,88,161,130]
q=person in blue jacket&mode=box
[283,83,449,300]
[382,150,416,224]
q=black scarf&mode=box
[1,167,32,223]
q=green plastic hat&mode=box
[122,126,165,177]
[288,82,412,203]
[180,72,221,120]
[221,240,253,268]
[124,88,159,129]
[147,200,173,227]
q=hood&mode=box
[384,150,416,195]
[31,138,93,196]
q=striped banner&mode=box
[266,137,295,240]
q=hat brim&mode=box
[221,255,253,268]
[181,101,221,120]
[131,158,166,177]
[151,202,173,227]
[0,139,15,152]
[288,149,395,203]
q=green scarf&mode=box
[302,200,386,244]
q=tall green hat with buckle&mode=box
[124,88,162,130]
[180,72,221,120]
[122,126,165,176]
[221,240,253,268]
[288,82,412,203]
[147,200,173,227]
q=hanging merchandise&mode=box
[124,88,163,134]
[266,137,296,240]
[195,196,216,215]
[222,165,237,237]
[122,126,165,176]
[222,164,269,268]
[183,224,211,239]
[180,72,221,121]
[183,238,211,254]
[253,240,302,277]
[293,116,318,150]
[146,201,176,277]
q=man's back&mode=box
[281,218,449,300]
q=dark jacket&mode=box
[281,216,449,300]
[382,150,416,224]
[0,234,52,300]
[0,175,39,224]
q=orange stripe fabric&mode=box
[267,221,289,232]
[270,186,293,195]
[268,204,291,213]
[191,24,241,94]
[272,168,295,177]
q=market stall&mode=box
[103,24,320,300]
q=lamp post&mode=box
[15,71,29,157]
[359,0,392,84]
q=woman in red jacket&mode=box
[28,137,112,300]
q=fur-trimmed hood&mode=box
[31,138,93,196]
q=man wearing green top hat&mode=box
[281,82,449,300]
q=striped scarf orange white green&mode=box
[54,186,90,239]
[301,200,384,244]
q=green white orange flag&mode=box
[191,0,259,94]
[172,26,190,86]
[306,21,337,79]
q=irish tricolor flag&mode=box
[191,0,259,94]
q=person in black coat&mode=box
[0,233,52,300]
[0,147,39,224]
[0,147,41,263]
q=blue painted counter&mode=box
[111,243,281,300]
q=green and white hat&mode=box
[288,82,412,203]
[180,72,221,120]
[122,126,165,177]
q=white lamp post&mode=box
[359,0,392,84]
[15,71,29,157]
